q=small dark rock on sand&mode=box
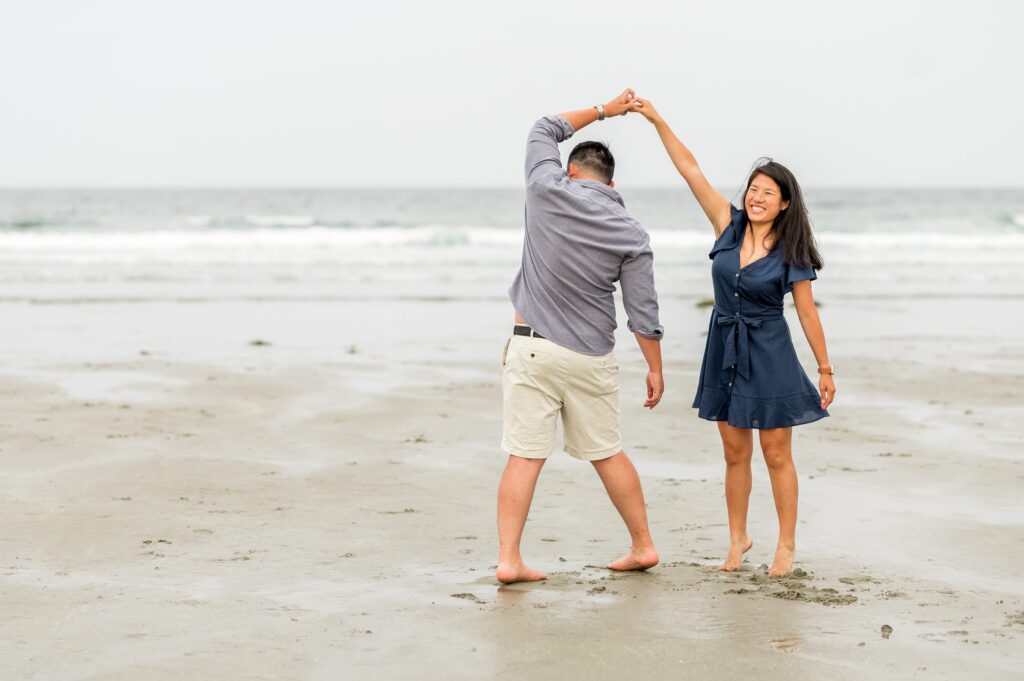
[249,339,271,347]
[881,624,894,639]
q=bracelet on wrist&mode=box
[594,104,605,121]
[817,365,835,376]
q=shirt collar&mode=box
[573,179,625,207]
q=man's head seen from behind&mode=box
[567,141,615,187]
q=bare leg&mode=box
[717,422,754,571]
[591,451,659,571]
[760,427,797,577]
[496,454,548,583]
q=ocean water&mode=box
[1,188,1023,301]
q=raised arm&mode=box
[559,88,636,132]
[631,98,733,237]
[524,88,638,185]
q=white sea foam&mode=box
[244,215,316,227]
[1,224,1022,292]
[2,226,1021,255]
[0,226,520,255]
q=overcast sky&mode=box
[1,0,1020,187]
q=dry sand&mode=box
[1,292,1023,680]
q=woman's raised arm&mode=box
[631,98,733,237]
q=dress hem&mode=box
[692,386,829,429]
[692,407,829,430]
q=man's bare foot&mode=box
[608,547,659,572]
[768,545,795,577]
[496,561,547,584]
[718,536,753,571]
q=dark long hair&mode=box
[742,159,823,270]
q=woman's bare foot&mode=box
[718,536,753,571]
[768,544,795,577]
[608,546,659,572]
[496,561,547,584]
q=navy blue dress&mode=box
[692,206,829,429]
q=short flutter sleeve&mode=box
[783,261,817,294]
[709,205,744,259]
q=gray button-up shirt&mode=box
[508,115,664,356]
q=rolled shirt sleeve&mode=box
[619,232,664,340]
[525,115,575,185]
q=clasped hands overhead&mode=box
[600,88,663,124]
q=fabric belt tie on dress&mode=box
[715,306,784,380]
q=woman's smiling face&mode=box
[745,173,790,224]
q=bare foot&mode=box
[718,536,753,571]
[768,545,795,577]
[608,547,659,572]
[496,561,547,584]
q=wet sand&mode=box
[1,291,1023,680]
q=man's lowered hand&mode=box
[644,370,664,409]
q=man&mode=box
[496,88,665,584]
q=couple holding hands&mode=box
[497,88,836,583]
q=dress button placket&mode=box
[729,269,739,391]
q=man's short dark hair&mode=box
[567,141,615,184]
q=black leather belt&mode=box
[513,325,545,339]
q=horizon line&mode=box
[1,184,1023,192]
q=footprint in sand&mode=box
[839,575,880,585]
[769,637,801,653]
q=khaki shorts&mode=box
[501,334,622,461]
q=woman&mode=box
[631,98,836,576]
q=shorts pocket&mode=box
[511,342,554,377]
[516,345,552,362]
